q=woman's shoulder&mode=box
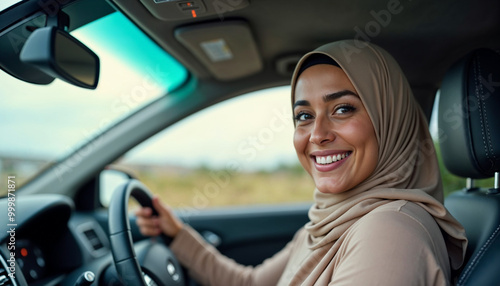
[331,200,451,285]
[345,200,447,254]
[365,200,437,226]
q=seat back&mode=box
[444,191,500,285]
[439,48,500,286]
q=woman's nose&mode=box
[309,117,335,145]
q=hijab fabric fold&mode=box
[291,40,467,271]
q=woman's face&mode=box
[293,64,379,194]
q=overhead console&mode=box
[139,0,249,21]
[175,20,263,81]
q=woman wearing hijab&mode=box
[135,40,467,285]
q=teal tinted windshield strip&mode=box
[73,12,188,93]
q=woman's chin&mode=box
[315,179,344,194]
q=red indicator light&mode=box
[21,248,28,257]
[191,10,197,18]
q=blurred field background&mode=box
[120,163,316,209]
[435,144,495,196]
[1,143,495,205]
[111,145,496,209]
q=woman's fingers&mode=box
[134,196,184,238]
[135,207,160,236]
[137,224,161,236]
[152,196,168,216]
[136,214,158,228]
[134,206,152,218]
[136,216,161,236]
[152,196,184,237]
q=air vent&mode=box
[0,253,16,286]
[77,222,108,257]
[83,229,104,252]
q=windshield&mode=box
[0,0,22,12]
[0,11,188,192]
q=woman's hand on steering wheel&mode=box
[135,196,184,238]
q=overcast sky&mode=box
[0,11,300,173]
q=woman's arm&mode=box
[171,225,292,286]
[135,196,293,286]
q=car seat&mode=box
[439,48,500,286]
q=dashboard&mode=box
[0,194,117,286]
[15,239,46,283]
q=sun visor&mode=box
[175,21,263,81]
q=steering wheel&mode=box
[108,179,185,285]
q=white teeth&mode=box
[315,152,350,165]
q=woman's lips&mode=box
[311,151,352,172]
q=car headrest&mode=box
[439,49,500,179]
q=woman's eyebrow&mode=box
[293,100,310,109]
[323,90,358,102]
[293,90,358,110]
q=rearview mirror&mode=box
[99,168,135,207]
[20,26,100,89]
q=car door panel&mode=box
[179,203,310,266]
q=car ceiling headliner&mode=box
[109,0,500,112]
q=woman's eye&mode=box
[335,104,356,115]
[294,112,313,122]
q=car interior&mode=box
[1,0,500,285]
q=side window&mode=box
[109,86,314,211]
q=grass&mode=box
[130,165,316,209]
[0,172,29,197]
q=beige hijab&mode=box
[291,40,467,271]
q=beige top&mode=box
[171,200,451,285]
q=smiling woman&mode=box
[0,11,187,191]
[134,40,468,285]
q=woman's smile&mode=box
[310,150,352,171]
